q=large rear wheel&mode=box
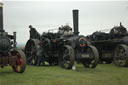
[114,44,128,67]
[25,39,40,65]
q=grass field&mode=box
[0,64,128,85]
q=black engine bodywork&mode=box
[87,23,128,66]
[25,10,99,69]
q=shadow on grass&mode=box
[0,70,16,76]
[27,64,99,73]
[27,64,59,68]
[74,65,101,73]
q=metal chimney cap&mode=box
[0,2,3,7]
[73,9,79,11]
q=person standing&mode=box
[36,42,45,66]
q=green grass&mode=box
[0,64,128,85]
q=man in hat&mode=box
[29,25,40,39]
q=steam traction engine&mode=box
[0,3,26,73]
[87,23,128,67]
[25,10,99,69]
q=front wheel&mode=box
[59,45,75,69]
[82,45,99,68]
[12,49,26,73]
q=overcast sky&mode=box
[1,1,128,44]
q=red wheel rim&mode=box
[13,53,23,72]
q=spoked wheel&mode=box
[60,45,75,69]
[83,45,99,68]
[25,39,40,65]
[114,44,128,67]
[12,50,26,73]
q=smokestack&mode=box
[0,2,4,32]
[73,10,79,35]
